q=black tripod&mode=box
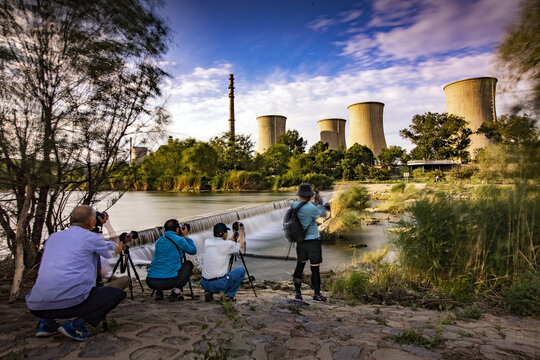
[108,245,144,300]
[228,248,257,297]
[182,253,195,299]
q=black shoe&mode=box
[168,291,184,302]
[204,291,213,302]
[155,290,164,301]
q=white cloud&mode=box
[163,53,512,152]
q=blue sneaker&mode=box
[36,319,60,337]
[59,321,92,341]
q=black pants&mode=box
[146,260,193,291]
[30,286,126,327]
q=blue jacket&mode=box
[148,231,197,279]
[293,201,323,240]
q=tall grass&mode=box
[326,186,369,233]
[391,185,539,286]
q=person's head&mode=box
[70,205,96,230]
[297,183,314,201]
[213,222,230,240]
[164,219,181,234]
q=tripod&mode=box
[182,253,195,299]
[228,249,257,297]
[108,245,145,300]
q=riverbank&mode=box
[1,282,539,360]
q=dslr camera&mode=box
[180,223,191,232]
[119,231,138,244]
[93,211,107,233]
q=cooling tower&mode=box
[255,115,287,154]
[318,118,346,150]
[347,102,387,156]
[444,77,497,156]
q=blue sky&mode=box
[152,0,523,151]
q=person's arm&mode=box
[176,227,197,255]
[98,213,122,255]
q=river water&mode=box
[2,190,392,281]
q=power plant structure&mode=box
[444,77,497,156]
[129,138,147,165]
[347,102,387,157]
[318,118,346,150]
[228,74,235,137]
[255,115,287,154]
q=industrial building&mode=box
[318,118,346,150]
[347,102,387,157]
[444,77,497,156]
[255,115,287,154]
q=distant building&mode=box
[407,160,460,172]
[129,138,148,165]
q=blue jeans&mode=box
[200,267,245,298]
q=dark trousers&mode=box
[146,260,193,291]
[30,286,126,327]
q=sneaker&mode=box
[59,321,92,341]
[36,319,60,337]
[293,293,303,302]
[204,291,214,302]
[222,295,236,302]
[313,293,328,302]
[168,291,184,302]
[154,290,164,300]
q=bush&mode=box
[212,171,269,190]
[302,173,334,189]
[330,269,370,301]
[448,166,477,181]
[502,272,540,316]
[391,182,406,193]
[275,172,303,188]
[369,167,390,181]
[334,187,369,213]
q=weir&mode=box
[129,198,294,247]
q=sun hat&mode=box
[297,183,314,198]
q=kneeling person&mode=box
[146,219,197,301]
[200,223,245,302]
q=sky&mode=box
[153,0,523,151]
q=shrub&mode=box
[302,173,334,189]
[502,272,540,316]
[277,172,303,188]
[391,182,406,193]
[448,166,477,181]
[330,269,370,301]
[333,187,369,215]
[369,167,390,181]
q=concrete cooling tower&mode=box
[255,115,287,154]
[347,102,387,157]
[318,118,346,150]
[444,77,497,156]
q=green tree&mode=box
[0,0,169,301]
[477,114,539,147]
[378,146,410,167]
[341,144,373,180]
[288,153,317,175]
[182,142,218,176]
[276,129,307,155]
[400,112,472,161]
[210,132,254,171]
[496,0,540,113]
[260,144,291,175]
[308,141,329,156]
[315,149,344,178]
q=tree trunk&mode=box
[9,182,34,303]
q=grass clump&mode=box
[325,186,369,234]
[502,271,540,316]
[330,269,369,301]
[221,301,237,320]
[390,328,444,349]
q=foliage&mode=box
[182,143,219,176]
[378,146,410,167]
[276,129,307,155]
[221,300,237,320]
[287,153,317,176]
[369,167,390,181]
[341,144,374,180]
[330,269,370,301]
[400,112,472,161]
[477,114,539,147]
[0,0,169,301]
[308,141,329,156]
[209,132,254,171]
[502,271,540,316]
[301,173,334,190]
[214,171,268,191]
[333,187,370,215]
[391,182,406,193]
[496,0,540,113]
[314,149,343,178]
[391,186,540,286]
[390,329,444,349]
[447,166,477,181]
[258,144,291,176]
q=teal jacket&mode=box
[147,231,197,278]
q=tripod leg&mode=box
[187,278,194,299]
[108,257,122,282]
[125,256,134,300]
[228,254,234,272]
[238,253,257,297]
[127,253,145,293]
[285,242,293,261]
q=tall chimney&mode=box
[228,74,235,137]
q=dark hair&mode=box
[164,219,180,232]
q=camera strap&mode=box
[164,235,186,264]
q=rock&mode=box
[129,345,179,360]
[332,345,362,359]
[372,348,425,360]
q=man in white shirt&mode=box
[200,223,245,302]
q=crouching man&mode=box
[200,223,245,302]
[26,206,126,341]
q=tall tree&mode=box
[400,112,472,161]
[0,0,169,301]
[210,132,254,171]
[496,0,540,113]
[378,146,410,167]
[276,129,307,155]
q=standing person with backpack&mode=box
[290,183,327,303]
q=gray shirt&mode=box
[26,225,117,310]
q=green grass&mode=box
[221,301,237,320]
[390,328,444,349]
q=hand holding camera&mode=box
[180,223,191,237]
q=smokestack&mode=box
[318,118,346,150]
[255,115,287,154]
[228,74,235,137]
[347,102,387,157]
[444,77,497,156]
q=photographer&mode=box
[25,205,126,341]
[292,183,328,303]
[146,219,196,301]
[200,222,245,302]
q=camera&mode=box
[92,211,108,233]
[181,223,191,232]
[232,221,243,232]
[119,231,138,244]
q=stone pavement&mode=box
[1,285,539,360]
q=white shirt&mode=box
[201,237,241,279]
